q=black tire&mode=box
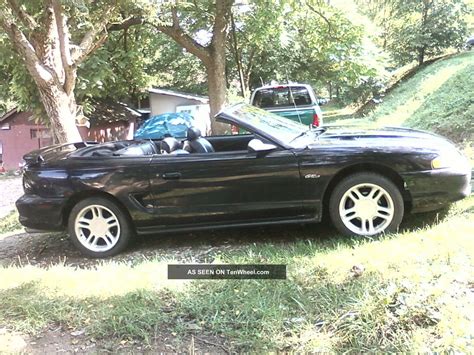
[329,172,404,237]
[68,197,133,258]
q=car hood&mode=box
[309,125,455,151]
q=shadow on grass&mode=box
[0,206,456,268]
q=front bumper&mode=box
[402,168,471,213]
[15,194,66,231]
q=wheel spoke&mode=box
[360,218,368,233]
[368,187,380,200]
[343,207,357,217]
[102,235,113,247]
[368,218,375,234]
[78,217,91,229]
[86,234,96,244]
[92,235,100,246]
[377,206,392,215]
[349,188,363,201]
[106,217,118,229]
[376,212,390,220]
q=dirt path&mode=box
[0,177,23,219]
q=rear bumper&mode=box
[402,168,471,213]
[15,194,66,231]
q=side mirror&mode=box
[248,139,277,156]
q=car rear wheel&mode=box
[329,173,404,236]
[68,197,133,257]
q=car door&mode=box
[147,149,304,227]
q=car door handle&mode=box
[160,172,181,180]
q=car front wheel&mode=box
[68,197,133,257]
[329,173,404,236]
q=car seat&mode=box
[184,127,215,153]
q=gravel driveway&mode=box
[0,177,23,219]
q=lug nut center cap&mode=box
[356,200,377,219]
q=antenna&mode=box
[286,71,302,124]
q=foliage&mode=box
[0,31,43,120]
[0,0,149,129]
[284,1,387,104]
[229,0,388,105]
[357,0,469,65]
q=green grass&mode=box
[1,196,473,352]
[0,211,22,235]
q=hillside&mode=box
[325,51,474,145]
[368,51,474,143]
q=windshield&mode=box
[253,86,313,108]
[220,104,307,145]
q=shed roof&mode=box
[149,88,209,104]
[88,100,142,126]
[0,108,19,123]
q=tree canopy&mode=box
[0,0,470,140]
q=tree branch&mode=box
[108,16,144,31]
[51,0,75,94]
[0,16,53,85]
[211,0,233,49]
[6,0,37,30]
[244,47,256,79]
[306,2,332,34]
[71,5,116,65]
[149,10,210,64]
[73,30,108,65]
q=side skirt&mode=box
[136,216,320,236]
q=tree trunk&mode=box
[206,49,228,135]
[418,46,426,66]
[1,1,142,144]
[37,84,82,143]
[230,12,247,99]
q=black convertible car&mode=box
[16,103,471,257]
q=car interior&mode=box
[73,127,256,158]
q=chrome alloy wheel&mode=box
[74,205,121,252]
[339,183,395,235]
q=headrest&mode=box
[161,137,180,153]
[187,127,201,140]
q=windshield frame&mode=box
[217,103,309,148]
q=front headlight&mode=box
[431,151,469,170]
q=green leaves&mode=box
[358,0,469,66]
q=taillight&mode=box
[312,113,320,127]
[23,175,34,194]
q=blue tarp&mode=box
[134,112,194,140]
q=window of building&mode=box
[1,123,10,130]
[30,128,51,139]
